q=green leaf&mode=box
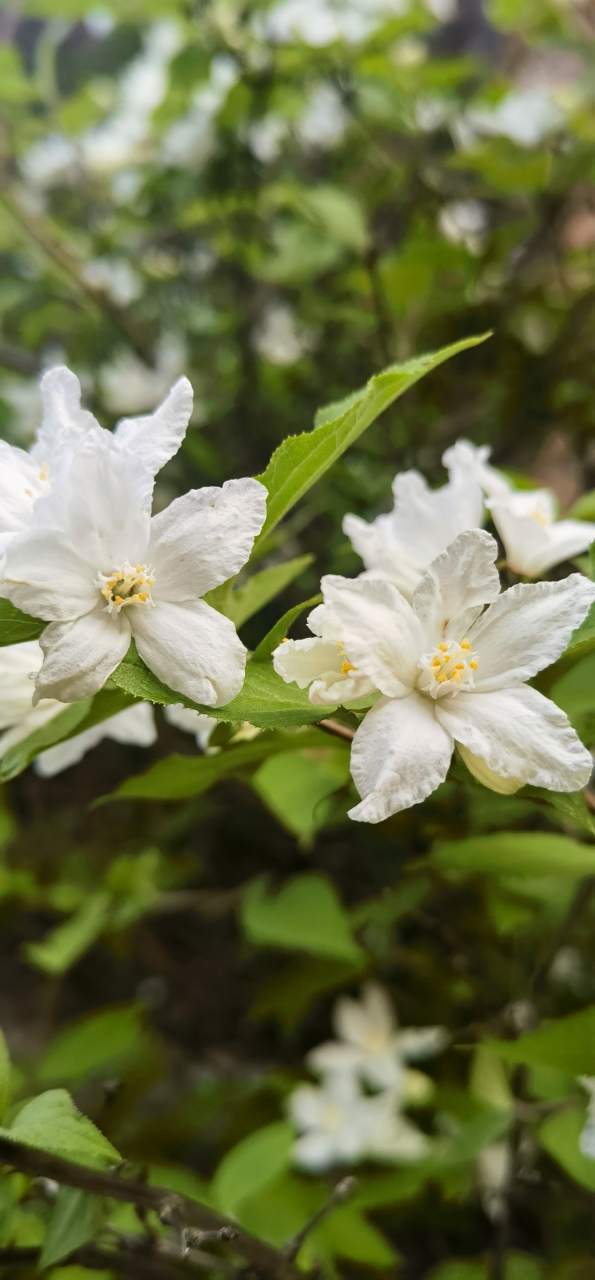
[227,555,313,629]
[522,787,595,837]
[110,644,338,729]
[428,832,595,878]
[550,651,595,723]
[567,491,595,521]
[252,745,350,846]
[24,892,112,976]
[315,1204,398,1269]
[212,1121,293,1218]
[241,873,366,963]
[39,1004,145,1084]
[252,595,322,663]
[0,600,45,647]
[100,728,326,802]
[40,1187,101,1268]
[488,1006,595,1074]
[0,1026,11,1121]
[564,602,595,659]
[0,687,138,782]
[539,1107,595,1193]
[0,1089,120,1169]
[251,955,366,1031]
[252,334,490,551]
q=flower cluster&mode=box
[275,441,595,823]
[288,983,446,1170]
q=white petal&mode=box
[306,1042,364,1074]
[149,477,267,603]
[30,432,151,571]
[491,493,595,576]
[434,684,593,791]
[114,377,194,507]
[412,529,500,647]
[457,743,523,794]
[342,512,423,599]
[0,699,63,757]
[34,702,156,777]
[288,1084,326,1129]
[292,1132,339,1171]
[163,703,217,748]
[443,439,511,499]
[390,470,484,567]
[369,1111,429,1162]
[468,574,595,691]
[396,1027,448,1061]
[0,641,43,729]
[35,606,131,703]
[362,983,395,1039]
[3,530,98,621]
[348,691,454,823]
[321,576,423,697]
[31,366,100,475]
[272,635,375,705]
[0,441,45,535]
[132,598,246,707]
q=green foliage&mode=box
[38,1005,145,1084]
[0,687,138,781]
[251,595,323,663]
[212,1121,293,1217]
[0,1027,10,1122]
[227,555,314,629]
[251,744,351,846]
[429,833,595,879]
[241,873,366,964]
[488,1007,595,1075]
[40,1188,101,1268]
[253,334,490,551]
[0,1090,120,1169]
[0,601,44,647]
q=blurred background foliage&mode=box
[3,0,595,1276]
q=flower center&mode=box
[323,1103,344,1133]
[363,1028,387,1054]
[96,561,155,615]
[528,504,550,527]
[417,638,479,699]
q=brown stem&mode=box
[0,1135,301,1280]
[283,1177,356,1261]
[317,719,355,742]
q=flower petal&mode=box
[149,477,267,602]
[443,438,511,498]
[272,635,375,705]
[3,530,98,621]
[321,575,423,697]
[434,684,593,791]
[412,529,500,647]
[132,598,246,707]
[114,377,193,507]
[342,512,423,599]
[491,493,595,577]
[163,704,217,749]
[0,441,45,535]
[31,365,100,474]
[390,470,484,568]
[468,574,595,691]
[34,606,131,703]
[348,691,454,823]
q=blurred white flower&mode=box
[466,87,563,149]
[248,114,288,163]
[292,531,595,823]
[263,0,410,46]
[297,84,348,149]
[82,257,142,307]
[579,1077,595,1160]
[163,703,217,751]
[488,489,595,578]
[343,467,484,600]
[253,304,314,366]
[289,1070,429,1171]
[443,439,511,501]
[307,983,446,1090]
[438,200,488,255]
[161,56,238,168]
[0,640,156,776]
[100,335,186,416]
[477,1141,512,1222]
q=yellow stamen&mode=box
[341,660,358,675]
[470,659,478,670]
[460,639,471,651]
[438,642,448,652]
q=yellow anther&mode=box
[470,659,478,670]
[281,636,289,643]
[454,663,465,671]
[431,657,442,668]
[114,595,123,606]
[460,639,471,651]
[341,660,358,675]
[437,672,449,683]
[438,642,448,652]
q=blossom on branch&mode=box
[488,489,595,578]
[1,433,267,707]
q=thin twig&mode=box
[282,1176,356,1262]
[0,1134,301,1280]
[530,875,595,996]
[317,719,355,742]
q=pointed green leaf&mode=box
[228,554,314,629]
[252,333,490,551]
[252,594,322,663]
[0,1089,120,1169]
[429,832,595,878]
[539,1108,595,1193]
[212,1122,293,1218]
[242,873,366,963]
[24,893,112,976]
[488,1006,595,1074]
[0,600,45,647]
[40,1187,101,1268]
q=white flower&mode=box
[442,438,512,500]
[467,87,563,149]
[273,599,377,707]
[1,432,267,708]
[0,364,194,550]
[291,530,594,823]
[99,335,187,416]
[342,469,484,600]
[0,640,156,776]
[163,703,217,750]
[252,304,314,366]
[579,1077,595,1159]
[488,489,595,578]
[438,199,488,255]
[307,983,446,1091]
[477,1141,512,1222]
[289,1071,428,1171]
